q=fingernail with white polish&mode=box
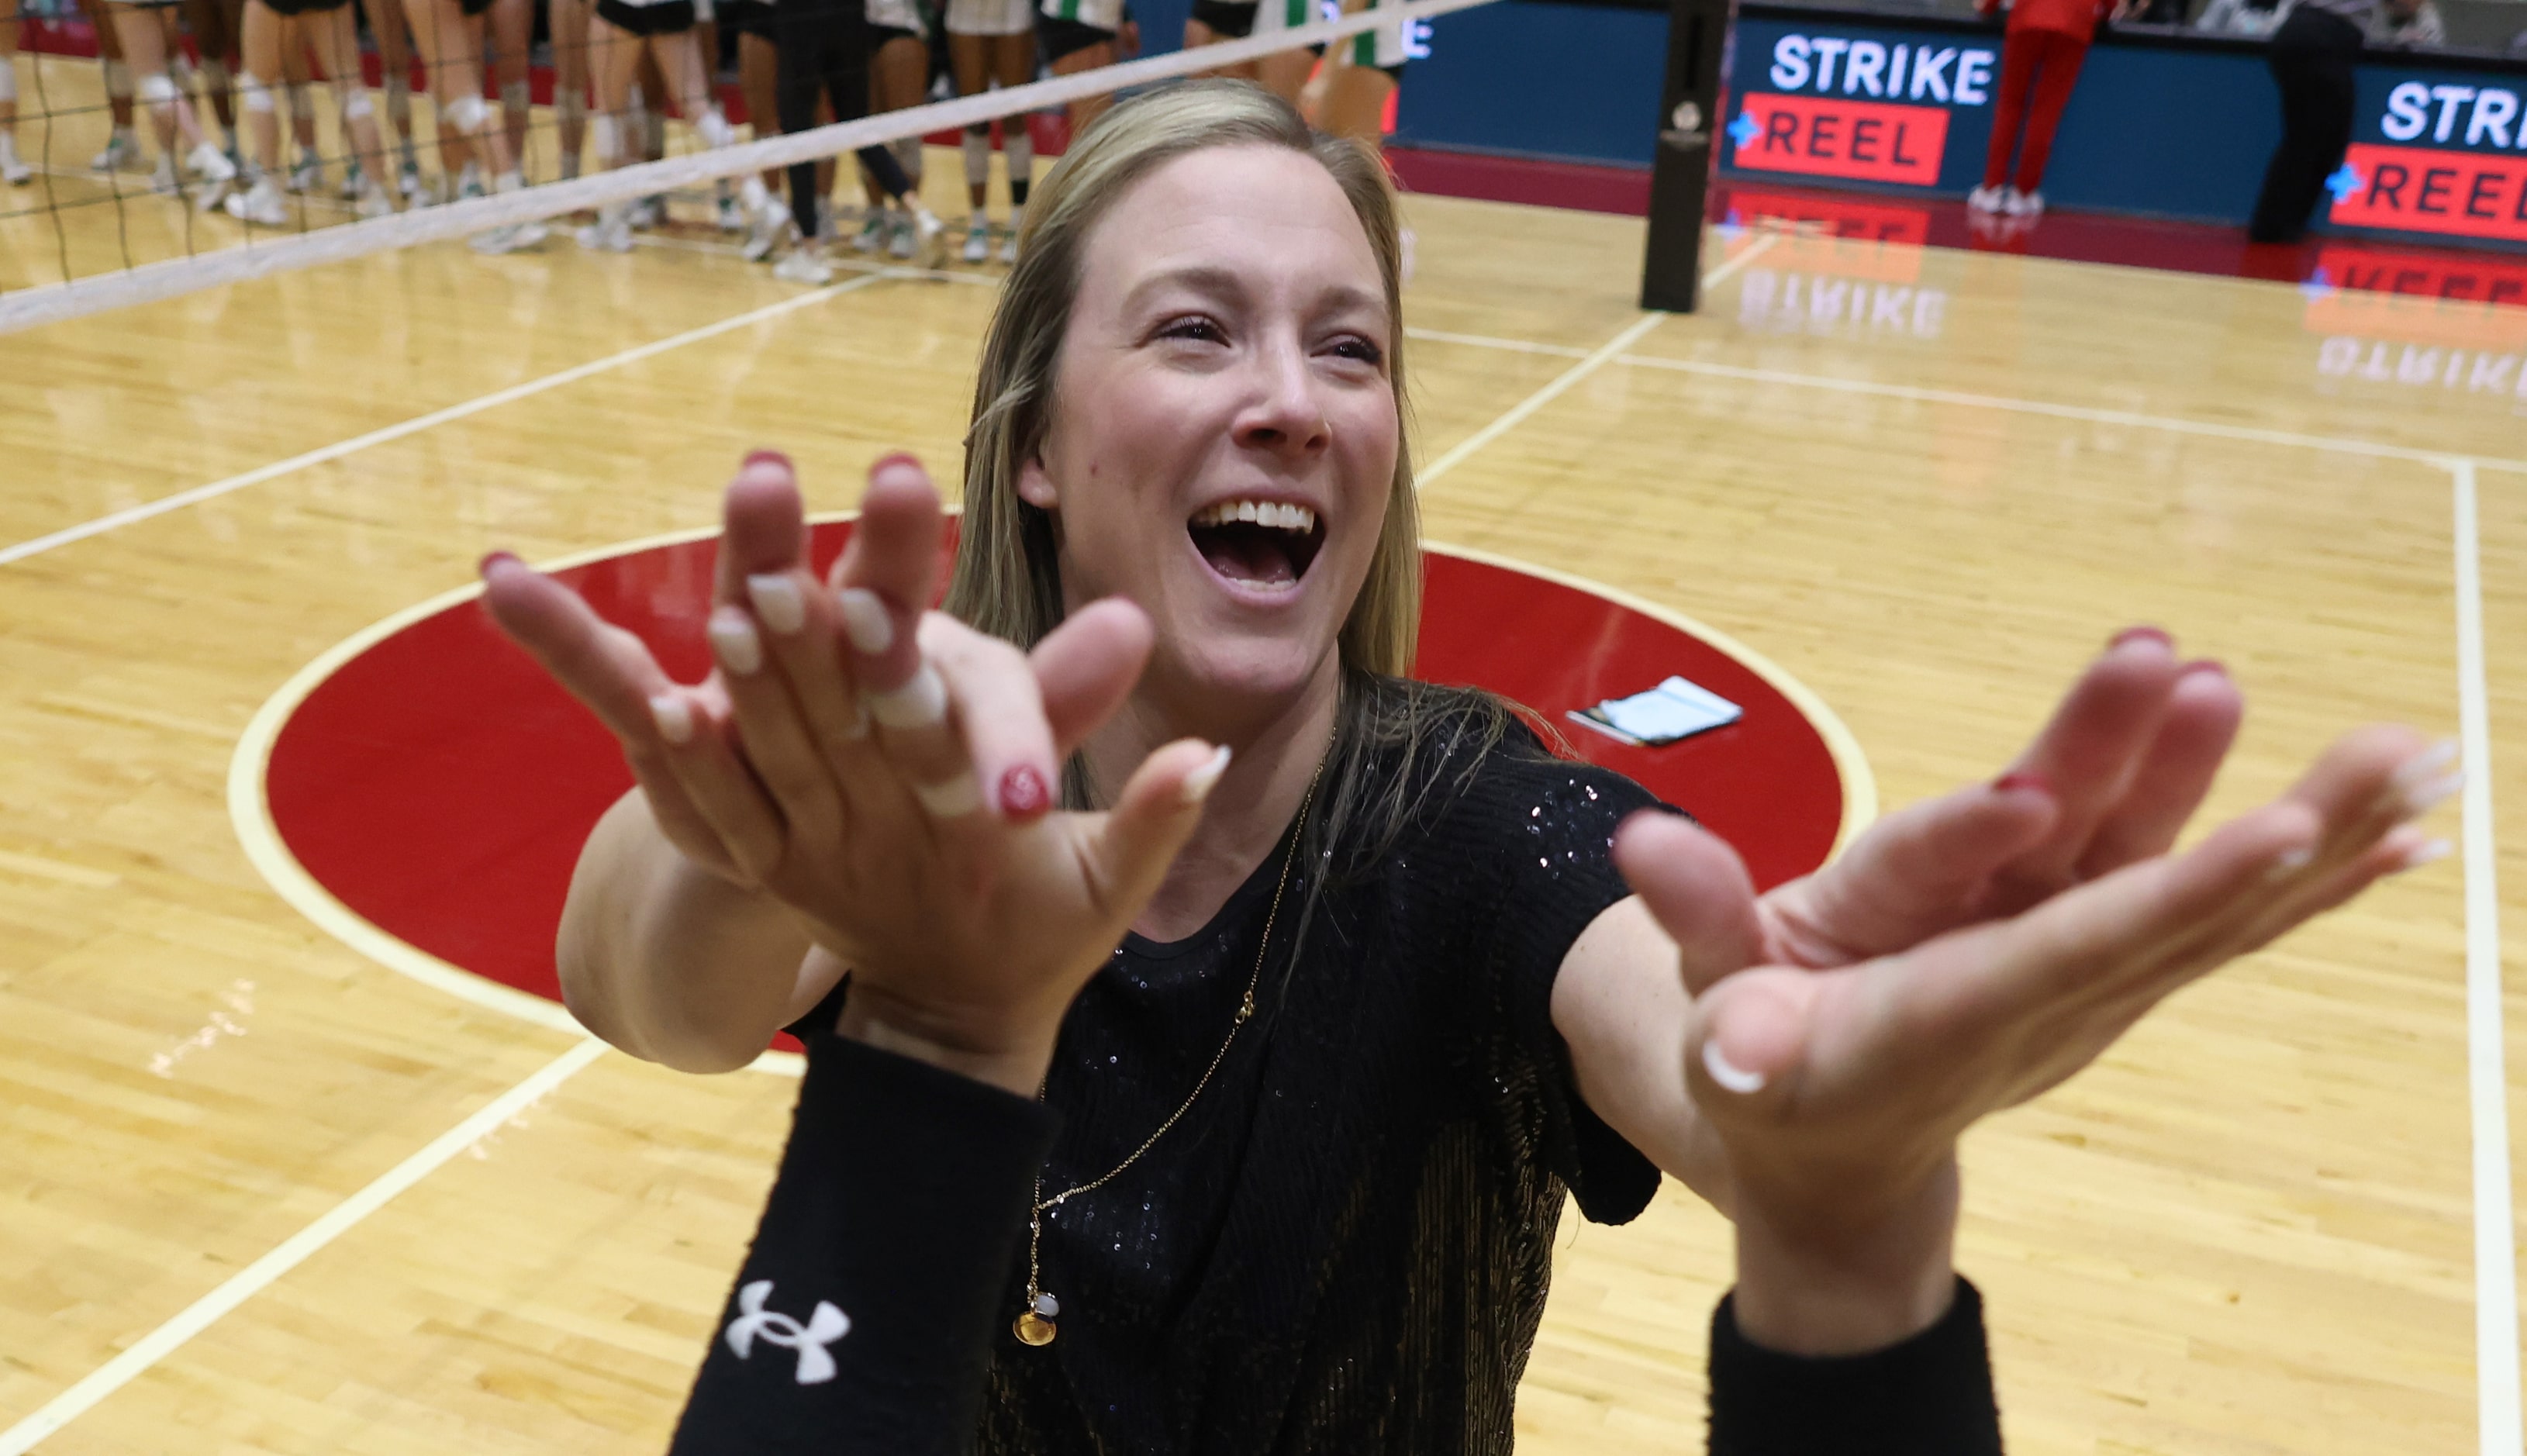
[2401,837,2453,871]
[1181,745,1232,807]
[649,693,695,746]
[839,588,893,656]
[709,606,763,676]
[2388,740,2460,796]
[2264,844,2315,882]
[867,662,947,729]
[1702,1040,1766,1095]
[746,574,806,635]
[2403,769,2465,818]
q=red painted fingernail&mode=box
[1994,771,2052,795]
[742,448,792,472]
[2180,657,2228,678]
[2110,625,2173,651]
[998,764,1051,821]
[872,450,921,477]
[478,550,521,578]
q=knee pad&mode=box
[591,113,620,164]
[0,56,16,106]
[137,73,181,109]
[343,90,375,121]
[501,80,529,114]
[962,126,989,185]
[444,92,489,134]
[105,59,133,100]
[239,71,275,114]
[695,106,734,148]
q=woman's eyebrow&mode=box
[1122,265,1249,313]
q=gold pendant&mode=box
[1014,1311,1057,1346]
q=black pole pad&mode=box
[1639,0,1735,313]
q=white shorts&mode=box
[1254,0,1407,68]
[945,0,1033,34]
[1039,0,1120,27]
[868,0,927,32]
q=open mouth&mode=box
[1187,499,1325,590]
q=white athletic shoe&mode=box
[2003,187,2045,218]
[1966,184,2006,213]
[961,216,989,264]
[148,154,178,195]
[471,218,550,254]
[339,160,366,199]
[630,195,664,229]
[0,137,29,186]
[997,225,1020,265]
[716,191,744,232]
[908,206,948,269]
[457,160,482,198]
[742,195,794,262]
[354,184,396,219]
[575,206,635,253]
[191,141,239,209]
[889,212,917,260]
[773,245,834,285]
[92,130,147,174]
[852,209,889,255]
[223,175,288,226]
[288,154,321,194]
[399,160,426,201]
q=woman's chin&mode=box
[1152,636,1341,723]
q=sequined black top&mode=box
[975,721,1666,1455]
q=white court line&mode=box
[1417,231,1782,490]
[2449,457,2522,1456]
[0,1037,608,1456]
[1612,352,2527,475]
[0,271,887,568]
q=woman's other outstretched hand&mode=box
[1613,629,2453,1354]
[481,450,1225,1091]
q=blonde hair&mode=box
[942,80,1528,871]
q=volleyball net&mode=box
[0,0,1496,334]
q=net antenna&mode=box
[0,0,1500,336]
[1639,0,1732,312]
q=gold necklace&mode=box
[1013,766,1323,1348]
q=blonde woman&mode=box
[486,82,2445,1453]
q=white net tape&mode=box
[0,0,1498,336]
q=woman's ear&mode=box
[1017,458,1059,511]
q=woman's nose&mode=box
[1231,342,1330,456]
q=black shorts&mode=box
[1037,13,1111,60]
[259,0,354,16]
[596,0,697,33]
[721,0,774,33]
[457,0,495,16]
[1188,0,1253,36]
[867,21,923,50]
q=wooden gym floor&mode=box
[4,79,2526,1454]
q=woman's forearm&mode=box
[558,791,812,1071]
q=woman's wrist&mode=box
[835,995,1062,1099]
[1727,1156,1962,1355]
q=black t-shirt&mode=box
[977,719,1666,1455]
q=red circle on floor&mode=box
[260,525,1862,1049]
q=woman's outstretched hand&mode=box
[481,450,1224,1088]
[1613,630,2454,1353]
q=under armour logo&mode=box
[724,1279,851,1385]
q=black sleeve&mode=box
[668,1031,1058,1456]
[1453,731,1669,1227]
[1707,1276,2004,1455]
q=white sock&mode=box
[961,126,989,191]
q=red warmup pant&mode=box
[1983,27,2090,192]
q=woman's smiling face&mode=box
[1020,143,1400,720]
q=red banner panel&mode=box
[2327,144,2527,245]
[1731,93,1949,187]
[2302,244,2527,348]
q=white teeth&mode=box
[1193,499,1318,533]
